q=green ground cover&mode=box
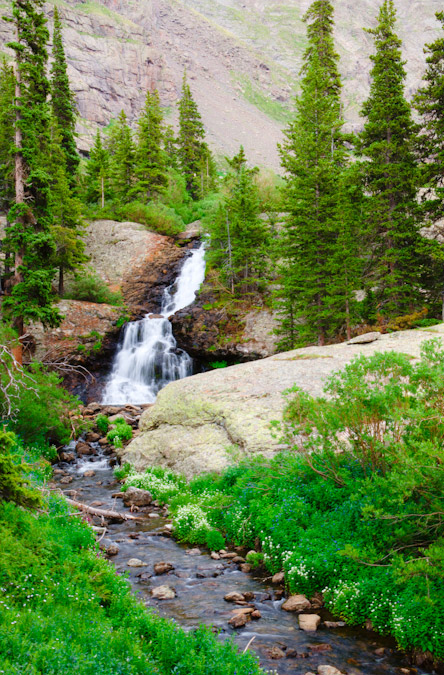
[125,340,444,661]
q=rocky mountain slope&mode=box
[0,1,441,170]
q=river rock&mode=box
[251,610,261,620]
[76,442,94,456]
[154,562,174,575]
[228,613,250,628]
[119,326,444,477]
[240,563,252,573]
[106,543,120,556]
[324,621,346,628]
[210,552,220,560]
[282,594,311,612]
[151,585,176,600]
[59,451,76,463]
[317,667,345,675]
[299,614,321,631]
[122,486,153,508]
[268,646,286,659]
[127,558,147,567]
[347,331,380,345]
[185,548,201,556]
[83,470,95,477]
[272,572,285,584]
[60,476,73,484]
[224,592,245,603]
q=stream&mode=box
[62,244,428,674]
[54,449,425,675]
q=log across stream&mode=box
[53,449,426,675]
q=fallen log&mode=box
[65,498,140,522]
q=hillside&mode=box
[0,0,441,170]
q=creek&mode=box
[54,448,426,675]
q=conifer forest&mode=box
[2,1,444,674]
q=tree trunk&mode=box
[58,265,64,296]
[101,174,105,209]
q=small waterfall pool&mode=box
[102,244,206,405]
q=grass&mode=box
[231,71,292,124]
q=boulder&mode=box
[59,452,76,463]
[120,326,444,478]
[151,585,176,600]
[272,572,285,584]
[228,613,250,628]
[282,594,311,612]
[106,543,120,556]
[299,614,321,631]
[347,331,380,344]
[122,486,153,508]
[154,562,174,575]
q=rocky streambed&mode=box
[52,435,428,675]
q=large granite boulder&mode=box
[120,325,444,478]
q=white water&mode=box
[102,244,206,405]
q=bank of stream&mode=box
[53,447,426,675]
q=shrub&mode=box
[95,414,109,435]
[120,201,184,237]
[65,270,123,305]
[106,420,132,447]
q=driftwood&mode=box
[66,498,140,522]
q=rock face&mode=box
[0,1,440,171]
[121,325,444,478]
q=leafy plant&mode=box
[95,414,109,435]
[65,270,123,305]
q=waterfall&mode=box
[102,243,206,405]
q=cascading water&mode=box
[102,243,206,405]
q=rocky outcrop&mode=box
[120,324,444,478]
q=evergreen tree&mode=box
[205,147,268,295]
[48,120,86,295]
[414,12,444,222]
[178,73,214,199]
[50,7,79,183]
[109,110,135,204]
[0,58,15,212]
[164,124,178,170]
[2,0,60,357]
[277,1,357,347]
[133,90,167,200]
[357,0,422,315]
[85,130,110,207]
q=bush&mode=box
[119,201,184,236]
[65,270,123,305]
[95,414,109,435]
[106,420,132,447]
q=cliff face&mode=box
[0,1,441,170]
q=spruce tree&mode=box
[48,120,86,295]
[164,124,178,170]
[50,7,79,183]
[0,58,15,212]
[109,110,135,204]
[357,0,421,316]
[178,73,213,199]
[205,147,268,295]
[414,12,444,222]
[133,90,167,200]
[277,0,357,347]
[2,0,60,356]
[85,130,110,207]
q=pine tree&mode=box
[164,124,178,170]
[414,12,444,222]
[357,0,421,316]
[2,0,60,358]
[205,147,268,295]
[178,73,213,199]
[277,1,357,347]
[109,110,135,204]
[0,58,15,212]
[133,90,167,200]
[48,120,86,295]
[50,7,79,183]
[85,130,110,207]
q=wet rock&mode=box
[286,648,298,658]
[272,571,285,584]
[228,613,250,628]
[220,552,237,559]
[374,647,385,656]
[59,451,76,463]
[137,572,152,581]
[310,592,324,608]
[324,621,346,628]
[317,667,345,675]
[186,548,201,556]
[53,468,66,475]
[154,562,174,575]
[106,543,119,556]
[274,589,285,599]
[111,492,124,499]
[86,432,101,443]
[240,563,252,573]
[151,585,176,600]
[60,476,73,484]
[243,591,255,601]
[231,607,254,616]
[99,438,109,446]
[267,646,285,660]
[127,558,147,567]
[148,512,160,518]
[232,555,245,563]
[90,500,104,507]
[76,442,94,456]
[251,610,261,620]
[299,614,321,631]
[210,552,220,560]
[224,592,245,603]
[309,644,332,653]
[282,594,311,612]
[84,470,96,477]
[122,486,153,508]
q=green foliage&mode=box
[0,428,42,509]
[85,130,110,206]
[113,462,131,481]
[106,420,132,446]
[0,57,15,212]
[133,90,167,200]
[95,414,109,435]
[0,496,262,675]
[109,109,135,204]
[64,269,122,305]
[209,360,228,369]
[122,201,185,236]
